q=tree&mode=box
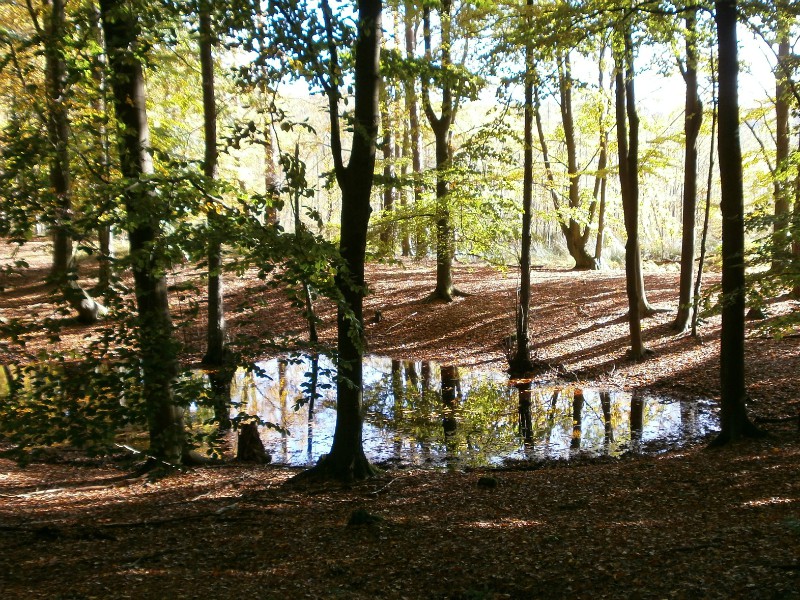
[556,50,600,270]
[40,0,72,280]
[197,0,227,370]
[304,0,383,481]
[614,16,651,359]
[771,6,794,272]
[509,0,535,376]
[674,9,703,333]
[421,0,459,301]
[99,0,186,463]
[711,0,762,444]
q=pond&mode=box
[204,355,719,469]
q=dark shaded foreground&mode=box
[1,426,798,599]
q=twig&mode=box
[369,477,398,496]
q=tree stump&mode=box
[236,423,271,464]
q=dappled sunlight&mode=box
[742,497,796,508]
[466,518,544,529]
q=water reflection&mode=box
[222,355,718,468]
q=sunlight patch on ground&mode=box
[742,497,796,508]
[468,518,543,529]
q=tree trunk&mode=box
[89,7,114,294]
[614,32,646,360]
[100,0,185,463]
[404,2,425,258]
[593,49,610,266]
[558,52,598,271]
[380,81,396,251]
[422,0,459,301]
[45,0,72,281]
[571,388,584,450]
[711,0,762,445]
[432,126,454,300]
[693,64,717,338]
[510,5,535,376]
[773,12,791,271]
[675,11,703,333]
[198,1,226,369]
[304,0,382,481]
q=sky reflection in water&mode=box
[228,355,718,468]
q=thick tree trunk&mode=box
[100,0,185,463]
[711,0,762,445]
[304,0,382,481]
[45,0,72,281]
[675,12,703,333]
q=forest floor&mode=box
[1,240,799,599]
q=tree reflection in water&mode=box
[214,355,717,467]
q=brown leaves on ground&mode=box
[1,433,799,599]
[1,242,800,598]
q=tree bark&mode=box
[558,52,598,270]
[303,0,382,481]
[675,11,703,332]
[44,0,72,281]
[510,1,535,376]
[198,1,226,369]
[422,0,459,301]
[100,0,185,463]
[772,12,791,271]
[614,31,646,359]
[711,0,762,445]
[404,1,425,258]
[379,81,396,251]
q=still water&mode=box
[212,355,718,468]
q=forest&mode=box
[1,0,799,597]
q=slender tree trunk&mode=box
[675,11,703,332]
[693,58,717,338]
[793,131,800,299]
[380,81,396,251]
[593,49,610,266]
[404,0,425,258]
[711,0,762,445]
[614,33,646,359]
[100,0,185,462]
[510,3,535,376]
[45,0,72,280]
[199,1,226,369]
[773,13,791,271]
[90,8,113,293]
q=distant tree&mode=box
[711,0,763,444]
